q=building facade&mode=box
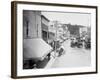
[23,10,42,39]
[41,15,50,43]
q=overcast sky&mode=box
[42,11,91,27]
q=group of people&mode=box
[71,36,91,49]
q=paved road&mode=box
[51,39,91,68]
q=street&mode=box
[51,39,91,68]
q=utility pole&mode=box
[54,21,58,41]
[54,20,58,57]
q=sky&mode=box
[42,11,91,27]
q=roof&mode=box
[41,15,50,22]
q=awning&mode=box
[23,38,53,60]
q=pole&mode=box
[54,21,58,57]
